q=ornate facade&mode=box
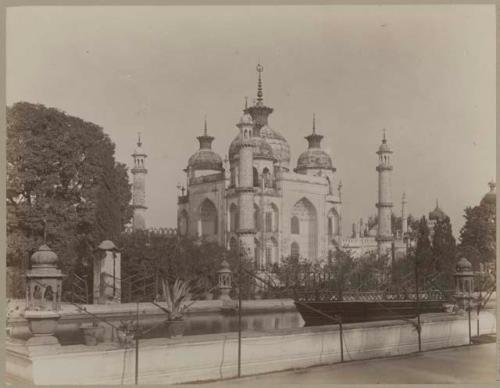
[129,65,416,263]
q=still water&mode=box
[52,311,305,345]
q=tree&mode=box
[431,217,456,289]
[459,202,496,269]
[7,102,133,272]
[414,216,433,281]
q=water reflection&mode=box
[25,311,304,346]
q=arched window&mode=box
[291,216,300,234]
[200,199,217,237]
[229,237,238,252]
[229,204,239,232]
[271,203,279,232]
[254,205,260,230]
[253,167,259,187]
[265,212,272,232]
[179,210,189,236]
[291,242,300,259]
[328,217,333,237]
[263,167,271,187]
[255,238,261,269]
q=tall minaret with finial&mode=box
[236,109,256,261]
[376,130,393,255]
[401,192,408,235]
[131,133,148,230]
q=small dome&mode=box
[456,257,472,272]
[480,181,496,207]
[98,240,118,251]
[238,113,253,126]
[378,142,391,153]
[134,144,145,155]
[228,135,275,162]
[296,148,334,171]
[31,245,58,266]
[429,204,447,221]
[260,125,290,168]
[188,149,223,171]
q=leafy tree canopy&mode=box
[7,102,133,272]
[459,200,496,269]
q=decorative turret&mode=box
[131,133,148,230]
[295,114,335,174]
[376,130,393,255]
[240,64,291,170]
[187,119,224,173]
[244,64,274,131]
[428,199,447,222]
[480,180,496,207]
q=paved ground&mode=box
[197,338,497,385]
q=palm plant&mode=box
[156,278,193,321]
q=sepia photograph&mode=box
[4,3,497,385]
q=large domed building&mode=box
[163,65,410,264]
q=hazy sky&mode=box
[7,5,496,237]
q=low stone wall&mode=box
[6,310,496,385]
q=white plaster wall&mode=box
[9,311,495,385]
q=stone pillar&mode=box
[376,132,394,255]
[93,240,121,304]
[24,244,64,347]
[217,260,233,301]
[454,257,474,311]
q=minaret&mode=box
[401,192,408,235]
[236,112,256,261]
[376,130,393,255]
[131,133,148,230]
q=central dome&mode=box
[259,125,290,169]
[229,135,275,162]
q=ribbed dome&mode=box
[378,142,391,153]
[31,244,58,267]
[259,125,290,168]
[188,149,223,171]
[429,203,447,221]
[480,181,496,207]
[296,149,334,171]
[229,135,275,162]
[456,257,472,272]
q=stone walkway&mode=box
[196,338,497,385]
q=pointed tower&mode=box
[376,130,393,255]
[131,134,148,230]
[401,192,408,235]
[236,112,256,261]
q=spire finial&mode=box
[436,198,439,209]
[382,128,387,143]
[203,115,207,136]
[244,96,248,110]
[256,63,264,103]
[402,192,407,203]
[312,113,316,134]
[137,132,142,147]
